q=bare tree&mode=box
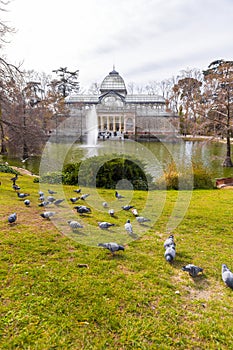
[88,82,100,95]
[0,0,15,48]
[203,59,233,167]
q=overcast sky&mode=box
[2,0,233,90]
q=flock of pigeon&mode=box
[6,174,233,290]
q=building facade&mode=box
[65,68,179,141]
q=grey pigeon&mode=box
[54,199,65,206]
[10,174,18,184]
[102,202,108,208]
[98,222,115,229]
[24,199,30,206]
[108,209,115,217]
[115,191,124,199]
[74,205,91,214]
[124,219,133,235]
[122,205,134,211]
[182,264,203,277]
[164,245,176,262]
[74,188,81,193]
[12,184,20,191]
[40,211,56,219]
[222,264,233,289]
[98,242,125,254]
[47,196,56,203]
[70,197,80,203]
[8,213,17,224]
[38,201,50,207]
[48,189,57,195]
[67,220,83,229]
[163,234,176,250]
[38,191,44,196]
[136,216,151,224]
[17,192,30,199]
[80,194,90,200]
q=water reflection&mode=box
[2,140,233,179]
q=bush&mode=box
[155,160,214,190]
[62,163,81,185]
[0,163,18,174]
[39,172,63,184]
[61,154,153,190]
[192,162,214,189]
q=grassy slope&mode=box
[1,172,233,349]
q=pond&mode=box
[1,139,233,181]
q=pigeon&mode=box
[48,189,57,195]
[98,242,125,254]
[98,222,115,229]
[38,195,45,202]
[122,205,134,211]
[12,184,20,191]
[108,209,115,217]
[10,174,18,183]
[164,245,176,262]
[124,219,133,235]
[40,211,56,219]
[24,199,30,206]
[222,264,233,289]
[80,194,90,200]
[102,202,108,208]
[54,199,65,206]
[115,191,124,199]
[38,191,44,196]
[182,264,203,277]
[17,192,30,199]
[74,188,81,193]
[8,213,17,224]
[163,234,176,250]
[74,205,91,214]
[132,208,138,216]
[67,220,83,229]
[136,216,151,224]
[47,196,56,203]
[38,201,50,207]
[70,197,80,203]
[21,157,29,163]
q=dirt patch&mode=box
[12,166,39,177]
[171,270,224,301]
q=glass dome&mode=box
[100,68,127,95]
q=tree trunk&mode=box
[23,140,29,160]
[0,139,7,155]
[223,132,233,167]
[0,109,8,155]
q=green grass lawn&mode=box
[1,171,233,349]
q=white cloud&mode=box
[2,0,233,89]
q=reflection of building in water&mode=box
[65,68,179,141]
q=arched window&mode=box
[126,118,134,131]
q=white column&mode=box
[100,116,104,131]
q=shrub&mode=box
[155,160,214,190]
[192,161,214,189]
[39,172,63,184]
[62,163,81,185]
[61,154,153,190]
[0,163,19,174]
